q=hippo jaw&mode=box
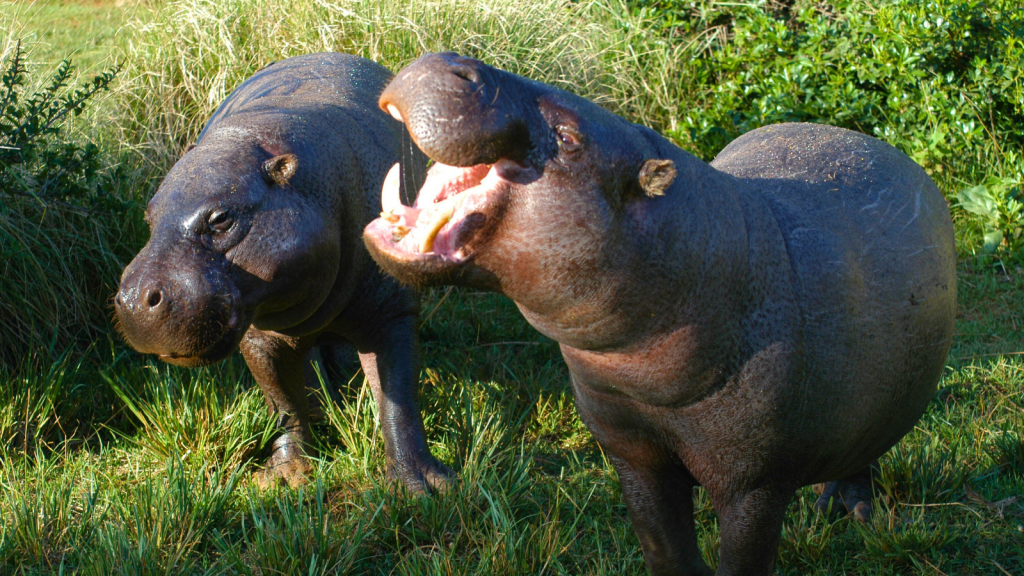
[115,248,254,367]
[363,52,555,287]
[363,159,529,285]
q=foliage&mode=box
[0,41,122,210]
[632,0,1024,167]
[633,0,1024,259]
[0,37,141,368]
[957,176,1023,259]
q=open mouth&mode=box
[368,159,515,263]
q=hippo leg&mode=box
[610,456,713,576]
[813,463,875,521]
[712,487,793,576]
[356,315,453,493]
[573,386,711,575]
[240,329,313,488]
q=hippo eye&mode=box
[208,210,233,232]
[556,127,582,153]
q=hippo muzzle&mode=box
[366,53,559,286]
[378,52,538,167]
[115,244,248,367]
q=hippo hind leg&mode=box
[812,463,875,522]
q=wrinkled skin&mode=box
[363,53,956,575]
[115,53,451,493]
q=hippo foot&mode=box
[388,454,455,495]
[254,433,313,489]
[255,453,312,489]
[812,472,874,522]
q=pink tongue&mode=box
[379,161,494,254]
[417,163,491,208]
[393,205,420,227]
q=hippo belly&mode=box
[714,123,957,480]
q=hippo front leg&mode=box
[611,455,713,576]
[573,386,711,576]
[711,486,793,576]
[240,329,313,488]
[357,315,453,493]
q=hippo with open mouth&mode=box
[115,53,451,493]
[363,53,956,574]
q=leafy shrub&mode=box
[633,0,1024,257]
[0,42,121,210]
[957,176,1023,260]
[0,40,137,367]
[632,0,1024,166]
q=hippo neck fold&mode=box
[509,147,759,356]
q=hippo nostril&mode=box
[146,289,163,309]
[451,65,478,84]
[115,293,124,309]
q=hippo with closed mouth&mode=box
[115,53,451,493]
[363,52,956,575]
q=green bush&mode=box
[633,0,1024,259]
[0,41,121,210]
[0,40,138,367]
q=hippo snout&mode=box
[379,52,534,167]
[115,274,167,319]
[115,253,246,367]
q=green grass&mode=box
[1,0,1023,573]
[0,1,129,71]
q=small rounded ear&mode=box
[638,158,676,197]
[263,153,298,186]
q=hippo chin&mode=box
[364,52,957,575]
[116,53,452,493]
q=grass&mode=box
[0,1,150,365]
[0,0,1022,573]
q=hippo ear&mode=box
[263,154,298,186]
[638,159,676,198]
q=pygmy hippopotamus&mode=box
[363,53,956,575]
[115,53,452,493]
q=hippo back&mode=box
[712,123,956,474]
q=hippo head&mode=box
[363,53,677,312]
[116,125,340,366]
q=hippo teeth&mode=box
[381,162,404,214]
[386,104,403,122]
[417,197,459,253]
[377,161,500,256]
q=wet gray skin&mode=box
[364,53,957,575]
[115,53,452,492]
